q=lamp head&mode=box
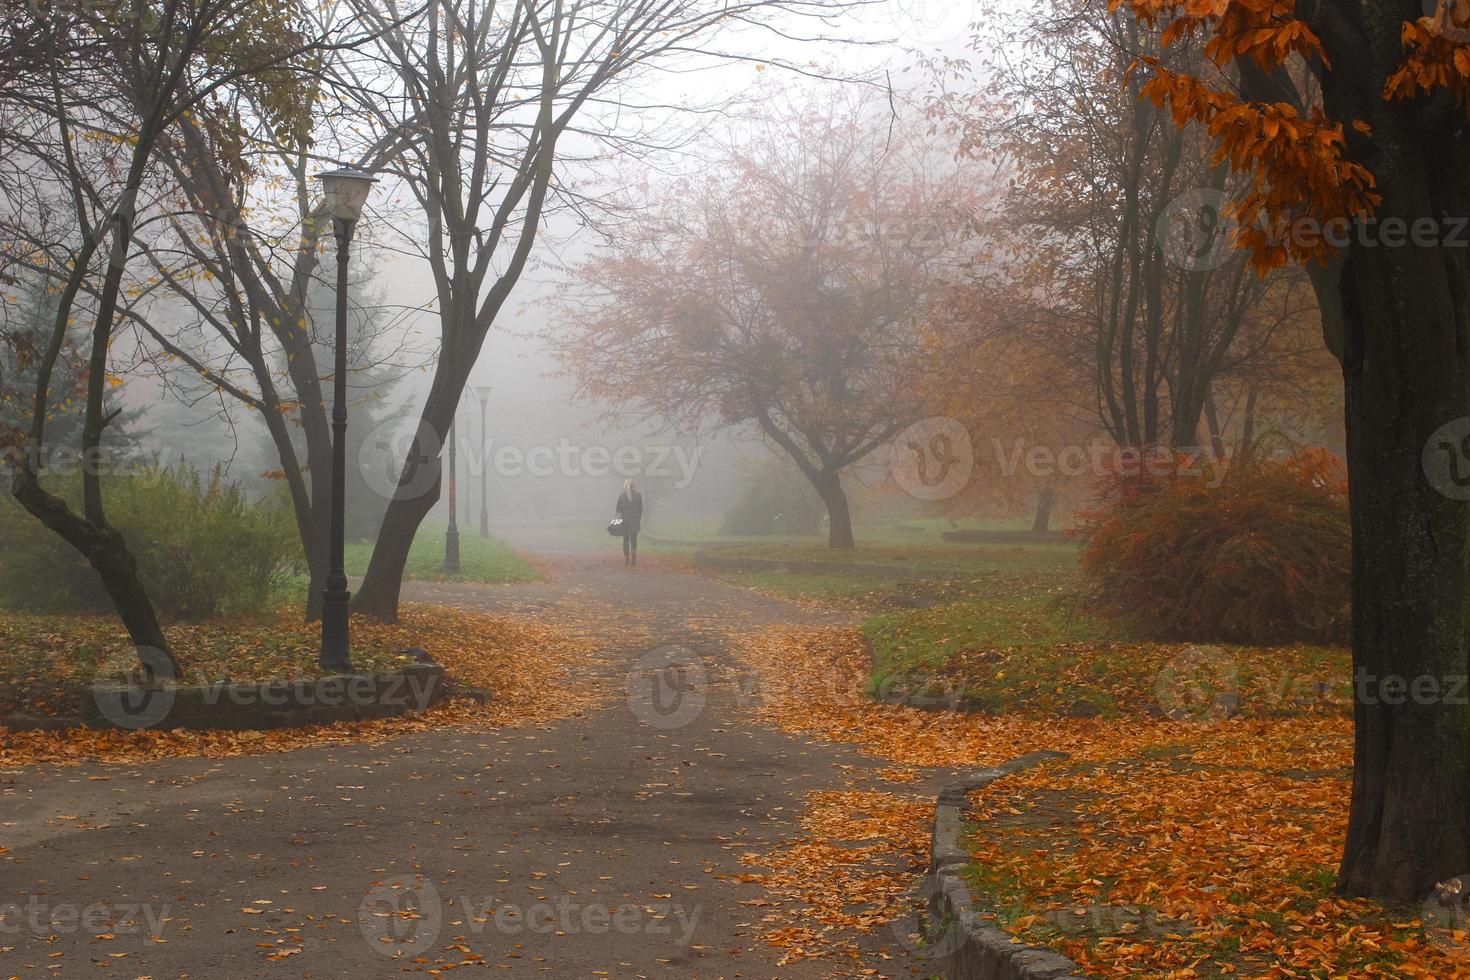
[315,166,378,222]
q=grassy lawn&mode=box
[342,523,541,585]
[730,623,1419,977]
[684,517,1081,606]
[864,588,1349,719]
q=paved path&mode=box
[1,525,939,978]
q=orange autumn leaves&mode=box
[969,753,1469,977]
[0,605,604,767]
[727,623,1464,977]
[735,789,933,969]
[1112,0,1470,269]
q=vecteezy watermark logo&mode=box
[477,439,701,487]
[455,896,700,943]
[887,871,972,961]
[90,646,178,730]
[1154,645,1239,722]
[361,418,446,503]
[891,417,975,502]
[359,422,704,501]
[0,897,171,937]
[1158,188,1236,272]
[1425,0,1470,42]
[1422,875,1470,962]
[359,875,443,958]
[885,0,977,47]
[626,645,708,730]
[1424,418,1470,500]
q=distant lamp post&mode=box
[315,166,377,673]
[473,386,493,537]
[443,404,461,571]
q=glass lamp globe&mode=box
[315,166,378,222]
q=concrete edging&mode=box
[920,750,1089,980]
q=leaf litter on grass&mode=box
[723,623,1450,979]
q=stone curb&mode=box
[920,751,1090,979]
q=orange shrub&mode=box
[1077,449,1350,644]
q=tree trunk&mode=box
[1331,143,1470,902]
[1203,391,1227,460]
[12,470,180,678]
[1031,480,1057,534]
[815,471,854,549]
[1238,387,1258,460]
[351,382,457,623]
[351,464,440,623]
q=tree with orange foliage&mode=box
[564,94,978,548]
[1113,0,1470,902]
[932,0,1331,457]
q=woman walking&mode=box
[616,479,644,567]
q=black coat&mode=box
[616,490,643,534]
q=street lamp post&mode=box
[315,166,377,673]
[474,386,492,537]
[444,408,461,571]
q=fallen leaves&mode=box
[964,749,1470,978]
[726,623,1454,977]
[737,789,932,967]
[0,604,604,767]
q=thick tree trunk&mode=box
[815,471,854,549]
[1332,144,1470,902]
[351,461,440,624]
[1032,480,1057,534]
[352,379,461,623]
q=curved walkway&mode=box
[1,525,938,978]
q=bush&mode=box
[1077,449,1350,645]
[720,455,824,536]
[0,467,303,619]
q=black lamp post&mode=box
[315,166,377,673]
[474,385,492,537]
[443,407,461,571]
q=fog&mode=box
[104,0,993,540]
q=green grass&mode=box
[277,525,540,597]
[684,517,1080,606]
[344,523,541,584]
[863,580,1140,717]
[710,539,1080,575]
[864,585,1350,719]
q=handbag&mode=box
[607,515,625,536]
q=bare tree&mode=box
[0,0,360,672]
[338,0,877,618]
[117,40,423,620]
[933,0,1325,453]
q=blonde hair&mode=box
[623,479,635,493]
